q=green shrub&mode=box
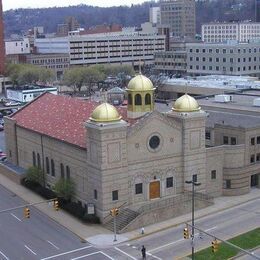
[54,178,75,201]
[25,166,44,186]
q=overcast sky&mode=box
[3,0,148,11]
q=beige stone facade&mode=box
[4,75,260,223]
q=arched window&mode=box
[46,157,50,174]
[135,94,142,105]
[60,163,64,178]
[32,151,36,166]
[145,93,151,105]
[128,94,132,105]
[37,153,41,169]
[66,166,70,179]
[51,159,55,176]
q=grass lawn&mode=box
[190,228,260,260]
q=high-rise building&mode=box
[0,0,5,75]
[256,0,260,22]
[159,0,195,39]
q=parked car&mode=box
[0,156,7,162]
[4,101,21,107]
[0,150,6,157]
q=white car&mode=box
[4,101,21,107]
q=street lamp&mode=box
[185,178,201,260]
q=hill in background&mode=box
[3,0,256,37]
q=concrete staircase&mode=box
[104,208,139,232]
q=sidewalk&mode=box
[0,171,259,247]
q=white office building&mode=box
[202,22,260,43]
[5,38,30,55]
[34,37,69,54]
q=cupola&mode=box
[90,103,121,122]
[172,94,201,112]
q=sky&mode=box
[2,0,148,11]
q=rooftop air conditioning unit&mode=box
[214,94,233,103]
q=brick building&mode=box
[0,0,5,75]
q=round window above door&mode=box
[147,133,163,152]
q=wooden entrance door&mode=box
[149,181,160,199]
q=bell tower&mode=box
[126,73,155,119]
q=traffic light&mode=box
[114,208,119,216]
[211,239,219,253]
[110,208,115,217]
[183,227,189,239]
[53,199,59,211]
[24,207,30,218]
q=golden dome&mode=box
[90,103,122,122]
[127,74,154,91]
[173,94,201,112]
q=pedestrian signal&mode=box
[24,207,30,218]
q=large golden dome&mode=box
[90,103,122,122]
[173,94,201,112]
[127,74,154,91]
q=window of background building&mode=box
[257,136,260,144]
[223,136,229,144]
[256,153,260,162]
[166,177,173,188]
[112,190,118,201]
[66,166,70,179]
[251,137,255,145]
[250,155,255,163]
[203,57,206,62]
[205,131,211,140]
[231,137,237,145]
[135,183,143,194]
[94,189,98,200]
[211,170,216,179]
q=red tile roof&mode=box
[11,93,133,149]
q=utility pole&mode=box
[185,179,201,260]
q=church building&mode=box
[5,74,260,225]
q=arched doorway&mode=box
[149,181,160,199]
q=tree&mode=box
[54,178,75,201]
[25,166,44,186]
[63,67,85,92]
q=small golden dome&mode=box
[90,103,122,122]
[127,74,154,91]
[173,94,201,112]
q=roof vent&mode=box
[253,98,260,107]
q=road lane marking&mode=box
[0,250,9,260]
[147,252,162,260]
[24,245,37,255]
[71,251,115,260]
[114,247,137,260]
[10,213,21,222]
[40,245,93,260]
[149,226,218,253]
[47,240,59,250]
[148,238,184,253]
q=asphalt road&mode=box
[104,197,260,260]
[0,184,103,260]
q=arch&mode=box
[135,94,142,105]
[145,93,151,105]
[128,94,132,105]
[32,151,36,166]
